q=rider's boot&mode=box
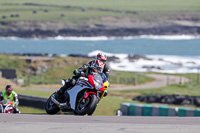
[13,107,20,113]
[55,78,76,100]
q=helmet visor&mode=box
[6,88,13,94]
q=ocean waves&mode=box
[88,50,200,74]
[49,35,200,41]
[2,35,199,41]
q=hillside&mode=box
[0,0,200,38]
[0,54,153,86]
[0,77,24,92]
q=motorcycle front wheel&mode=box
[45,93,60,114]
[75,94,98,116]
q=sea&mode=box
[0,35,200,74]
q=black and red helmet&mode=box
[5,85,13,94]
[97,53,107,63]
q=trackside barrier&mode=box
[0,92,48,110]
[18,94,48,110]
[178,108,200,117]
[195,109,200,116]
[119,103,200,117]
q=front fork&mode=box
[98,90,105,103]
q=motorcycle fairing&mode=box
[5,104,13,113]
[0,101,13,113]
[88,74,104,91]
[67,79,94,110]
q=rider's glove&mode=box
[73,69,78,75]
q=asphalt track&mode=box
[0,114,200,133]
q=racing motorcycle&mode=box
[45,73,109,115]
[0,100,14,113]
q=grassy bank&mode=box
[111,73,200,98]
[0,54,153,86]
[1,0,200,11]
[114,83,200,96]
[0,0,200,29]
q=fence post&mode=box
[179,76,182,84]
[133,74,137,85]
[117,76,120,84]
[125,77,128,84]
[167,75,169,85]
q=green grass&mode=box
[0,0,200,27]
[1,0,200,10]
[0,55,27,72]
[17,89,54,98]
[117,83,200,96]
[18,106,46,114]
[112,73,200,97]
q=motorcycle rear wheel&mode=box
[45,93,60,114]
[75,94,98,116]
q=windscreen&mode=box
[93,73,103,90]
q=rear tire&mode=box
[75,94,98,116]
[45,93,60,114]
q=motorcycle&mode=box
[0,100,14,113]
[45,73,109,115]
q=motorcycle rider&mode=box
[73,59,108,96]
[0,85,20,113]
[97,53,110,81]
[74,53,109,81]
[86,53,110,81]
[56,59,106,98]
[92,53,109,96]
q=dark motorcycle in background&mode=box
[45,73,109,115]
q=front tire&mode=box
[75,94,98,116]
[45,93,60,114]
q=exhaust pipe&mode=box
[51,95,70,109]
[51,96,60,106]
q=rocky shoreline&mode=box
[0,23,200,38]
